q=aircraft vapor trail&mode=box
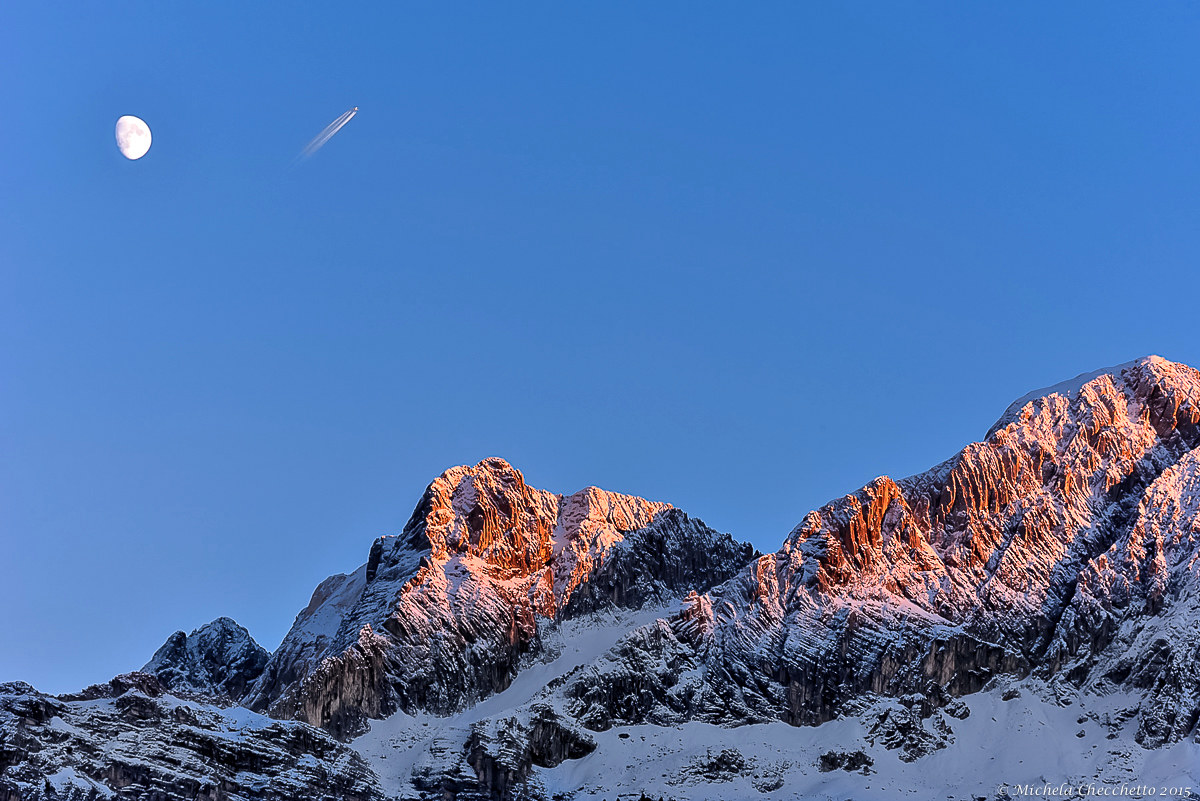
[297,107,358,161]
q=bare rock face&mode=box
[246,457,756,738]
[0,675,385,801]
[142,617,269,700]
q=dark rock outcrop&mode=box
[818,749,873,773]
[465,706,596,799]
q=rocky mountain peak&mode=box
[987,355,1199,441]
[400,457,556,566]
[396,457,672,577]
[771,356,1200,612]
[246,458,752,737]
[142,616,269,700]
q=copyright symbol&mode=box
[998,784,1009,796]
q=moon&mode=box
[115,115,152,160]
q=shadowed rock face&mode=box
[546,356,1200,746]
[246,457,757,738]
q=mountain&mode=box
[539,356,1200,735]
[2,356,1198,800]
[142,617,269,700]
[243,457,757,738]
[422,356,1200,796]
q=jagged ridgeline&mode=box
[243,460,756,737]
[2,355,1199,800]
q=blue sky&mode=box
[3,3,1200,693]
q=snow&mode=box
[44,766,116,798]
[47,715,85,737]
[345,666,1200,799]
[46,766,81,793]
[352,603,683,796]
[526,681,1200,801]
[295,567,370,642]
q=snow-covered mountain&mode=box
[534,357,1200,734]
[142,617,269,701]
[243,458,757,738]
[3,356,1199,800]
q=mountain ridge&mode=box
[242,456,757,737]
[4,355,1198,800]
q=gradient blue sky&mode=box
[3,3,1200,693]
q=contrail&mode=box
[297,106,358,161]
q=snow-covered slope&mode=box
[351,603,686,799]
[517,678,1200,801]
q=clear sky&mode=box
[3,3,1200,693]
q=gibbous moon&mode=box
[115,115,152,160]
